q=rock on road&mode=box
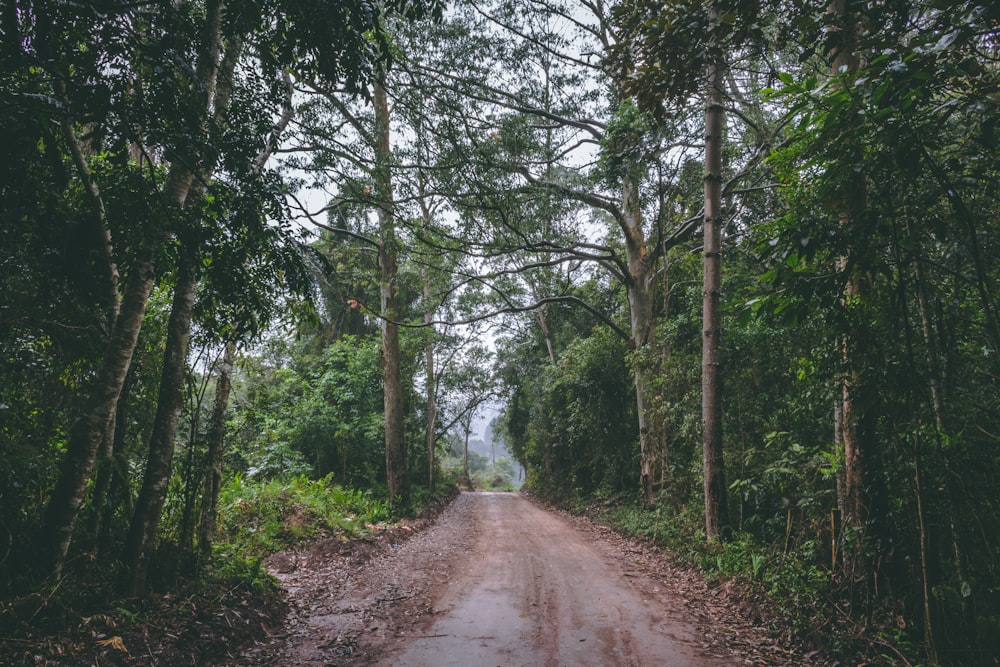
[242,492,809,666]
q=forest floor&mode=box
[1,492,846,666]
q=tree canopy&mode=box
[2,0,999,663]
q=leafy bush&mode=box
[215,473,389,560]
[593,496,852,655]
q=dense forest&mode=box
[2,0,999,664]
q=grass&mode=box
[211,473,390,583]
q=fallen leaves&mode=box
[96,635,129,655]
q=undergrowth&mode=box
[569,495,901,665]
[212,473,391,584]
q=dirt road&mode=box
[241,492,810,666]
[384,492,714,667]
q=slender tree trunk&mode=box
[55,77,120,326]
[463,426,470,483]
[537,303,557,365]
[838,277,869,540]
[98,366,134,558]
[702,57,729,541]
[177,363,214,552]
[38,0,228,581]
[417,170,438,492]
[656,257,676,495]
[177,384,205,553]
[86,416,117,543]
[425,337,437,491]
[198,341,236,557]
[621,177,658,506]
[38,241,159,578]
[412,102,439,493]
[913,430,938,665]
[374,81,409,509]
[828,0,873,574]
[123,249,199,595]
[538,55,558,368]
[912,235,976,658]
[833,397,845,551]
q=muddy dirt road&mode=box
[241,492,812,666]
[384,492,712,667]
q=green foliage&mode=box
[228,335,385,488]
[214,473,390,559]
[598,99,654,184]
[595,497,842,653]
[3,1,1000,662]
[439,447,518,491]
[609,0,766,118]
[500,325,638,502]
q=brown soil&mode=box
[2,492,839,666]
[238,492,835,666]
[0,573,287,666]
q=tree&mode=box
[4,0,440,586]
[387,2,707,504]
[751,2,1000,659]
[701,13,730,540]
[282,74,413,507]
[609,0,769,534]
[197,340,236,557]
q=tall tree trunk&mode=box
[86,416,117,544]
[912,233,975,659]
[463,424,470,483]
[702,56,729,541]
[536,299,557,365]
[198,341,236,558]
[913,430,938,665]
[416,162,438,492]
[98,365,135,558]
[54,77,120,327]
[38,0,227,581]
[424,330,437,492]
[374,81,409,509]
[123,250,199,594]
[828,0,873,572]
[177,378,205,553]
[658,258,674,495]
[838,283,869,545]
[38,241,159,578]
[622,177,657,506]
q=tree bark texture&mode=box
[198,341,236,557]
[86,412,118,542]
[374,81,409,508]
[425,333,437,491]
[702,59,729,542]
[829,0,872,552]
[98,365,135,558]
[537,302,557,365]
[123,249,199,594]
[621,177,657,506]
[39,244,158,578]
[415,108,438,493]
[39,0,231,581]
